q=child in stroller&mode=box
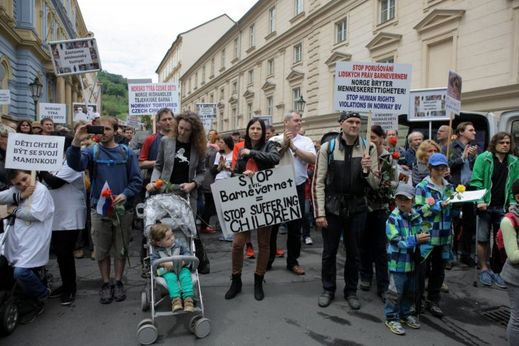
[149,224,194,313]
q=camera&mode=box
[86,125,104,134]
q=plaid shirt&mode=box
[386,208,425,273]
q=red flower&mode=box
[101,188,112,198]
[388,137,398,147]
[426,197,435,206]
[92,134,101,143]
[154,179,165,188]
[391,151,400,160]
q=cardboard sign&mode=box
[446,70,462,116]
[211,165,301,237]
[335,62,412,114]
[408,88,448,121]
[39,103,67,124]
[0,90,10,105]
[5,133,65,171]
[128,83,179,116]
[49,38,101,76]
[372,113,398,131]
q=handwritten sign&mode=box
[5,133,64,171]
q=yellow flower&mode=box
[455,184,466,193]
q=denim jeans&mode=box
[13,267,48,299]
[418,246,445,304]
[162,267,193,299]
[384,271,417,321]
[321,211,367,296]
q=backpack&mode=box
[497,212,519,251]
[91,143,130,184]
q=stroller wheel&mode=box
[194,317,211,339]
[0,298,18,336]
[188,315,200,333]
[137,318,153,330]
[140,291,150,312]
[136,321,158,345]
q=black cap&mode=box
[338,111,361,123]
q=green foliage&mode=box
[98,70,128,119]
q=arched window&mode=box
[0,58,12,115]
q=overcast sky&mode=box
[77,0,258,81]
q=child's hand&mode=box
[416,232,430,244]
[441,200,450,207]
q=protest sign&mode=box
[5,133,64,171]
[39,103,67,124]
[446,70,462,116]
[196,103,217,118]
[126,115,140,128]
[49,38,101,76]
[372,113,398,131]
[212,165,301,237]
[0,90,10,105]
[73,103,97,122]
[257,115,273,126]
[335,62,412,114]
[128,83,179,116]
[408,88,448,121]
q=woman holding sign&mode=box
[225,118,280,301]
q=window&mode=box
[293,43,302,63]
[377,56,395,63]
[233,37,239,58]
[247,70,254,85]
[210,57,215,76]
[295,0,304,15]
[267,59,274,76]
[380,0,396,23]
[221,49,226,68]
[292,87,301,111]
[266,96,273,115]
[210,93,214,103]
[249,24,255,48]
[194,72,198,89]
[247,103,253,118]
[269,7,276,33]
[202,65,206,82]
[220,87,225,100]
[335,19,347,43]
[232,81,237,94]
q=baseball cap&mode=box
[338,111,361,123]
[394,184,415,199]
[428,153,448,167]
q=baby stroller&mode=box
[135,193,210,344]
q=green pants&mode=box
[162,267,193,299]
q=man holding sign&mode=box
[312,111,378,310]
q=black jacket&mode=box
[234,140,280,174]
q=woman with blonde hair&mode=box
[412,139,441,186]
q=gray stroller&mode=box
[136,194,210,344]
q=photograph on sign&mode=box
[73,103,97,122]
[39,103,67,124]
[335,62,412,114]
[128,83,179,116]
[5,133,65,171]
[211,165,301,237]
[372,113,398,131]
[408,88,448,122]
[446,70,462,115]
[49,38,101,76]
[0,90,10,105]
[196,103,217,118]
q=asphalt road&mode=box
[0,227,511,346]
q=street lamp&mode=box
[29,76,43,118]
[295,95,306,113]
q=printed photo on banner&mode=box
[39,103,67,124]
[446,70,462,116]
[408,88,448,121]
[128,83,179,116]
[0,89,10,105]
[211,165,301,238]
[5,133,65,171]
[73,103,97,122]
[49,38,102,76]
[335,61,412,114]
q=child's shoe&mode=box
[400,315,420,329]
[246,243,255,258]
[183,297,194,312]
[385,320,405,335]
[172,298,183,312]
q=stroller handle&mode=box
[151,255,200,271]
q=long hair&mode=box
[489,132,514,154]
[416,139,441,164]
[244,118,266,150]
[176,112,206,157]
[16,120,32,134]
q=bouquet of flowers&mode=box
[97,182,128,258]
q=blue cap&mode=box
[428,153,448,167]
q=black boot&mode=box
[254,274,264,301]
[225,273,242,299]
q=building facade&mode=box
[0,0,100,122]
[179,0,519,137]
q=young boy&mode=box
[385,184,430,335]
[149,224,194,312]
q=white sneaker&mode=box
[304,237,313,245]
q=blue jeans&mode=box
[384,271,417,321]
[13,267,48,299]
[162,267,193,299]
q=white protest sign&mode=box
[49,38,101,76]
[372,113,398,131]
[335,62,412,114]
[0,90,10,105]
[408,88,448,121]
[39,103,67,124]
[196,103,217,118]
[126,115,140,128]
[128,83,179,116]
[211,165,301,237]
[446,70,462,115]
[5,133,65,171]
[73,102,97,122]
[257,115,273,126]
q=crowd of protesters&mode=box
[0,109,518,345]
